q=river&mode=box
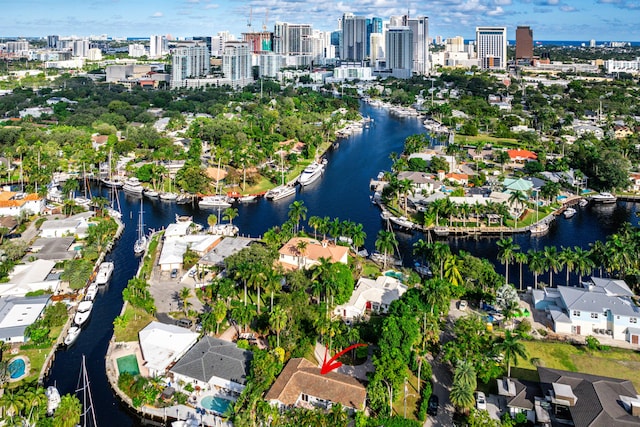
[45,102,638,425]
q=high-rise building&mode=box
[72,39,90,58]
[386,26,413,79]
[340,13,368,63]
[222,41,252,87]
[242,32,273,53]
[211,31,235,56]
[446,36,465,53]
[149,35,168,58]
[476,26,507,69]
[273,22,312,56]
[47,35,59,49]
[366,17,383,56]
[370,33,384,65]
[515,26,533,62]
[171,44,209,88]
[406,16,430,75]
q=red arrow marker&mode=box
[320,343,367,375]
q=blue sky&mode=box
[2,0,639,41]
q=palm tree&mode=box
[527,249,545,289]
[212,299,227,334]
[497,237,520,285]
[0,389,24,421]
[397,178,413,214]
[453,359,477,390]
[514,251,528,291]
[179,287,192,316]
[508,190,528,229]
[207,214,217,232]
[559,246,578,286]
[444,254,464,287]
[574,246,595,284]
[422,278,452,316]
[413,238,430,266]
[270,305,287,347]
[450,382,475,414]
[350,223,366,253]
[308,215,322,239]
[495,330,528,377]
[288,200,307,234]
[502,299,520,330]
[296,239,308,269]
[430,241,451,279]
[53,394,82,427]
[375,230,397,270]
[234,261,252,306]
[223,207,238,225]
[544,246,561,287]
[247,264,267,314]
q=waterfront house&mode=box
[0,191,43,217]
[265,358,366,413]
[169,336,252,395]
[158,234,219,272]
[629,172,640,193]
[278,237,349,271]
[334,275,407,323]
[0,295,51,343]
[397,171,438,194]
[138,321,199,378]
[0,259,60,297]
[39,214,93,239]
[533,277,640,345]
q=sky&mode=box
[2,0,639,42]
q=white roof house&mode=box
[0,259,60,297]
[334,275,408,321]
[39,213,93,238]
[533,277,640,345]
[138,321,200,377]
[158,235,219,272]
[0,295,50,343]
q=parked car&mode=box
[427,394,439,416]
[459,300,468,310]
[476,391,487,410]
[170,268,178,278]
[176,318,193,329]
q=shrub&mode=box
[585,335,601,351]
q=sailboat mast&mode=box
[76,355,97,427]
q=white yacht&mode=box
[134,199,148,255]
[530,222,550,235]
[298,161,324,186]
[95,261,114,285]
[143,188,159,198]
[210,223,239,236]
[46,386,61,415]
[64,325,81,347]
[238,194,257,203]
[84,282,98,301]
[74,300,93,326]
[199,195,232,208]
[176,193,193,205]
[100,177,124,188]
[122,177,144,195]
[160,192,178,201]
[589,192,617,204]
[266,184,296,201]
[389,216,414,230]
[563,207,577,218]
[433,226,450,237]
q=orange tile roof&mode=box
[279,237,349,265]
[507,149,537,160]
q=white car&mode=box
[459,300,468,311]
[476,391,487,410]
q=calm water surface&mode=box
[46,103,636,425]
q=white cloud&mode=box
[487,6,505,15]
[151,11,163,18]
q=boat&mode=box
[133,199,148,255]
[95,261,114,285]
[64,325,81,346]
[199,195,232,208]
[563,207,577,218]
[238,194,257,203]
[160,191,178,201]
[74,300,93,326]
[530,222,550,235]
[176,193,193,205]
[100,177,123,188]
[210,223,239,236]
[265,184,296,201]
[143,188,159,198]
[76,354,98,427]
[298,161,324,186]
[579,198,589,207]
[433,226,450,237]
[370,251,402,267]
[46,386,61,415]
[380,210,392,220]
[74,196,92,207]
[389,216,414,230]
[589,192,617,204]
[414,262,433,277]
[84,282,98,301]
[122,177,144,195]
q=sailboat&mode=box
[159,175,178,201]
[133,199,148,255]
[530,192,549,235]
[76,355,98,427]
[266,152,296,201]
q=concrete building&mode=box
[242,32,272,54]
[273,22,312,56]
[0,295,51,343]
[476,26,507,69]
[149,35,168,58]
[370,33,384,65]
[72,39,90,58]
[171,44,209,88]
[515,26,533,63]
[138,321,199,378]
[446,36,465,52]
[259,53,286,77]
[406,16,430,74]
[386,27,413,79]
[128,44,147,58]
[605,58,640,75]
[221,41,253,87]
[340,13,368,63]
[47,35,59,49]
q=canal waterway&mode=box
[45,102,638,425]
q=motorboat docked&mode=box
[143,188,159,198]
[210,223,239,236]
[84,282,98,301]
[380,210,392,220]
[579,198,589,207]
[122,177,144,195]
[589,192,617,204]
[298,161,325,186]
[265,184,296,201]
[100,177,124,188]
[530,222,550,235]
[433,226,450,237]
[370,251,402,267]
[46,386,61,415]
[414,262,433,277]
[563,207,577,218]
[159,192,178,201]
[95,261,114,285]
[389,216,414,230]
[199,195,232,208]
[238,194,257,203]
[133,199,148,255]
[74,300,93,326]
[64,325,81,347]
[74,196,92,207]
[176,193,193,204]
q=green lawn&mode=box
[391,369,421,421]
[511,340,640,389]
[113,305,156,342]
[454,134,519,146]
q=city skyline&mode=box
[2,0,638,42]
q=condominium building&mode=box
[340,13,368,63]
[171,44,209,88]
[476,26,507,69]
[222,41,252,87]
[72,39,90,58]
[273,22,312,56]
[149,35,168,58]
[406,16,430,75]
[515,26,533,62]
[386,27,413,79]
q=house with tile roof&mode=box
[533,277,640,345]
[0,191,43,217]
[334,275,408,322]
[265,358,366,413]
[507,149,537,163]
[278,237,349,271]
[169,336,252,394]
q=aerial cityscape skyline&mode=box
[2,0,638,42]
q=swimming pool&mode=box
[200,395,233,415]
[8,357,26,379]
[116,354,140,376]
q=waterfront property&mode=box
[0,191,43,217]
[265,358,366,413]
[0,259,60,297]
[138,321,200,377]
[7,355,30,381]
[39,212,95,238]
[334,274,408,322]
[169,337,253,395]
[277,237,349,271]
[0,295,51,343]
[533,277,640,346]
